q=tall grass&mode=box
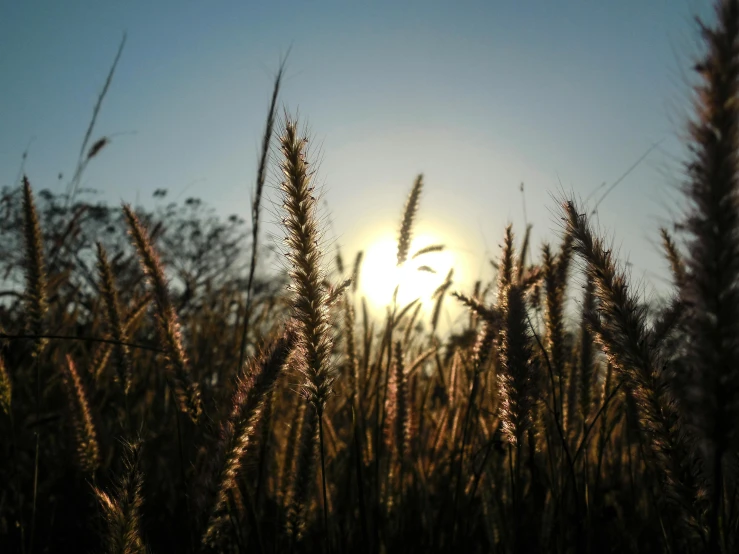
[1,1,739,553]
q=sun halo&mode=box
[358,233,456,314]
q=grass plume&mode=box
[93,440,146,554]
[62,354,100,474]
[21,176,47,358]
[202,324,297,549]
[96,242,132,395]
[679,1,739,549]
[397,175,423,267]
[123,204,202,423]
[564,199,707,544]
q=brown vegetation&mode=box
[1,1,739,553]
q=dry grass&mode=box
[1,1,739,553]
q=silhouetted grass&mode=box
[1,2,739,553]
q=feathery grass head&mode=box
[497,224,515,293]
[563,198,707,539]
[412,243,445,259]
[563,201,656,381]
[326,277,352,307]
[123,204,202,422]
[202,323,297,549]
[660,228,686,288]
[93,440,146,554]
[96,242,132,395]
[496,283,538,446]
[453,291,498,326]
[351,250,363,293]
[21,176,47,357]
[62,354,100,474]
[578,274,596,420]
[454,291,499,381]
[385,340,411,463]
[679,2,739,547]
[517,224,533,281]
[122,204,172,315]
[279,116,335,414]
[397,174,423,267]
[680,0,739,453]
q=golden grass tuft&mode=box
[123,204,202,423]
[62,354,100,474]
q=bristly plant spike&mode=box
[412,244,445,259]
[498,225,515,292]
[563,199,708,543]
[21,176,47,358]
[453,291,499,326]
[279,116,334,542]
[202,324,297,549]
[542,244,567,378]
[496,283,538,446]
[279,117,335,414]
[351,250,364,293]
[397,174,423,267]
[578,274,596,421]
[62,355,100,474]
[384,341,410,465]
[93,440,146,554]
[680,1,739,550]
[96,242,132,395]
[123,204,202,423]
[660,228,686,287]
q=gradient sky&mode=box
[0,0,715,321]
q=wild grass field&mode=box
[2,0,739,552]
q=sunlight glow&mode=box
[359,233,456,313]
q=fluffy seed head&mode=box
[397,175,423,267]
[62,355,100,474]
[21,176,47,357]
[279,117,334,413]
[123,204,202,422]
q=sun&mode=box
[359,232,456,312]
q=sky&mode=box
[0,0,715,323]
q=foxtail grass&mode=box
[93,440,146,554]
[397,175,423,267]
[96,242,132,396]
[123,204,202,423]
[679,1,739,551]
[578,274,596,423]
[279,116,335,544]
[21,176,47,359]
[202,324,297,550]
[564,199,708,546]
[384,341,410,471]
[496,282,539,447]
[660,228,686,288]
[62,354,100,474]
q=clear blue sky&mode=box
[0,0,713,313]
